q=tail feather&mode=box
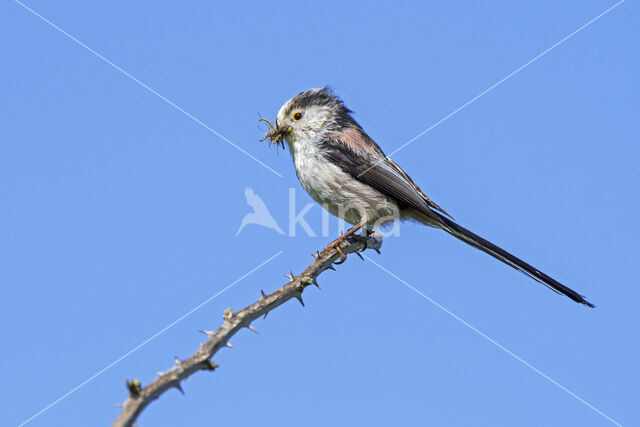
[432,212,594,307]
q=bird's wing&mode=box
[323,132,452,222]
[384,157,453,219]
[325,132,594,306]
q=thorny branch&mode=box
[113,234,383,427]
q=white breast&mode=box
[288,138,399,226]
[290,139,339,206]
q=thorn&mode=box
[225,342,233,349]
[199,330,216,337]
[246,323,259,334]
[326,265,336,271]
[374,248,381,254]
[311,250,320,259]
[295,293,305,307]
[284,271,295,280]
[354,251,364,261]
[260,290,266,299]
[263,311,269,319]
[223,308,234,321]
[174,382,184,395]
[174,357,182,367]
[312,279,320,289]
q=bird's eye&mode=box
[293,111,303,122]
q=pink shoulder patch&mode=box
[338,126,373,152]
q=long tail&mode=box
[432,212,594,307]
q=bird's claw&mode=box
[321,220,367,265]
[332,243,347,264]
[320,239,348,264]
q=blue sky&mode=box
[1,1,637,426]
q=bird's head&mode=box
[260,87,356,148]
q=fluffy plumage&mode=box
[265,87,593,307]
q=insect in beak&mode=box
[258,118,288,149]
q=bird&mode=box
[260,87,593,307]
[236,187,285,236]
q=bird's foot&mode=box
[322,237,348,264]
[347,230,382,254]
[321,225,378,264]
[364,232,382,254]
[345,228,373,251]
